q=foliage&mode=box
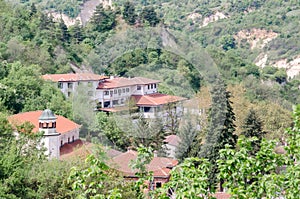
[241,108,266,153]
[68,153,134,199]
[155,157,215,199]
[200,76,237,188]
[122,1,137,25]
[90,4,116,33]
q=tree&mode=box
[0,113,12,151]
[175,116,199,162]
[90,4,116,32]
[220,35,236,51]
[140,6,160,27]
[218,137,285,199]
[155,158,215,199]
[123,1,137,25]
[241,108,266,153]
[200,76,237,189]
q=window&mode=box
[58,82,63,89]
[67,92,71,97]
[120,98,124,104]
[137,85,141,90]
[113,100,118,105]
[122,88,125,93]
[148,84,150,89]
[151,84,153,89]
[68,137,70,143]
[114,90,117,94]
[110,90,113,96]
[154,84,157,88]
[118,89,121,95]
[68,82,73,89]
[126,88,129,92]
[72,136,74,142]
[156,182,162,188]
[104,91,109,95]
[144,107,151,112]
[61,140,63,146]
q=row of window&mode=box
[147,84,157,90]
[104,88,130,96]
[58,81,93,89]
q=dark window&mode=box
[67,92,71,97]
[61,140,63,146]
[118,89,121,95]
[156,182,162,188]
[154,84,157,88]
[126,88,129,92]
[148,85,150,89]
[144,107,151,112]
[151,84,153,89]
[68,82,73,89]
[58,82,63,89]
[104,101,110,107]
[110,91,113,96]
[68,137,70,143]
[72,136,74,142]
[137,85,141,90]
[104,91,109,95]
[114,90,117,94]
[113,100,118,105]
[122,88,125,93]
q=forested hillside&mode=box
[0,0,300,198]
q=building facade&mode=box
[9,109,81,159]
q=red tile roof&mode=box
[42,73,108,82]
[8,111,80,134]
[213,192,231,199]
[108,150,178,177]
[60,139,93,160]
[132,93,186,106]
[164,135,181,147]
[97,77,160,89]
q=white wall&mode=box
[59,128,80,146]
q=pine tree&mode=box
[175,118,198,162]
[90,4,116,32]
[123,1,137,25]
[140,6,160,27]
[241,108,266,153]
[200,76,237,190]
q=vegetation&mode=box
[0,0,300,198]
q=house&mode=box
[163,134,181,158]
[42,73,108,98]
[96,76,186,118]
[9,109,86,159]
[108,149,178,190]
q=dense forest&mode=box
[0,0,300,198]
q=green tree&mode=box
[175,117,199,162]
[123,1,137,25]
[241,108,266,153]
[140,6,160,27]
[155,158,214,199]
[90,4,116,32]
[200,76,237,189]
[218,137,285,199]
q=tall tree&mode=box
[140,6,159,27]
[90,4,116,32]
[200,76,237,189]
[175,116,199,162]
[241,108,266,153]
[123,1,137,25]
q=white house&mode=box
[9,109,82,159]
[42,73,108,98]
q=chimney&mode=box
[153,150,158,157]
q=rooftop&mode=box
[164,135,181,147]
[132,93,187,106]
[42,73,108,82]
[108,150,178,177]
[9,111,81,134]
[97,77,160,89]
[60,139,93,160]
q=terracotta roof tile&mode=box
[132,93,186,106]
[108,150,178,177]
[60,139,93,160]
[164,135,181,147]
[42,73,108,82]
[97,77,160,89]
[8,111,80,134]
[213,192,231,199]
